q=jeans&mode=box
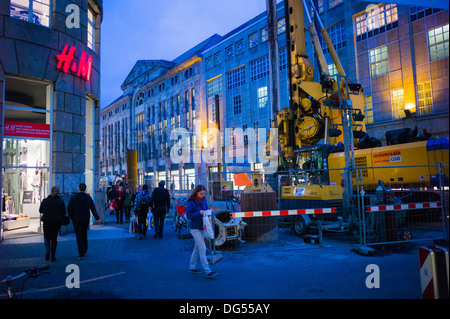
[73,220,90,257]
[153,207,166,237]
[116,207,123,223]
[137,210,147,236]
[189,229,211,273]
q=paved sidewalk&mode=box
[0,210,430,299]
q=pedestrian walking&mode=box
[107,183,118,215]
[123,187,133,223]
[149,181,170,239]
[116,185,125,224]
[134,184,151,240]
[68,183,101,259]
[39,186,67,261]
[185,185,217,279]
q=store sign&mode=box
[3,121,51,139]
[56,44,93,81]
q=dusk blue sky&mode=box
[100,0,280,109]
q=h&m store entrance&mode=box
[2,77,51,239]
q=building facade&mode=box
[101,35,223,192]
[316,0,448,142]
[1,0,104,239]
[100,3,295,192]
[100,0,449,194]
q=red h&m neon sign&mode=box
[56,45,93,81]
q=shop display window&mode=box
[2,77,51,236]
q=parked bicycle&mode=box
[0,266,49,299]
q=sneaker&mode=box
[205,272,217,279]
[77,256,85,260]
[138,235,143,240]
[189,268,202,274]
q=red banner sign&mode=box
[3,121,51,139]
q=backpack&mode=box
[139,193,151,213]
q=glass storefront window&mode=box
[2,139,50,168]
[2,77,52,238]
[86,98,95,196]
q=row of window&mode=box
[368,23,449,79]
[364,23,448,122]
[230,86,269,116]
[10,0,97,51]
[206,47,287,100]
[354,3,399,42]
[365,80,434,124]
[205,18,286,70]
[142,68,195,100]
[320,22,347,53]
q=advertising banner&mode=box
[3,121,51,139]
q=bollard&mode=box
[419,245,449,299]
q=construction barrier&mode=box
[232,208,336,218]
[204,164,448,250]
[357,165,448,247]
[366,202,441,212]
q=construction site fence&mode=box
[355,164,448,247]
[202,164,448,250]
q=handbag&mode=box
[129,217,138,234]
[202,210,214,239]
[62,215,70,226]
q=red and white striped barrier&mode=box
[232,208,336,218]
[366,202,441,213]
[419,246,437,299]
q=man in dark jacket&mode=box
[39,186,67,261]
[149,181,170,239]
[68,183,100,259]
[134,184,151,240]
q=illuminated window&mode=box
[227,66,246,90]
[355,12,367,36]
[427,24,449,61]
[417,82,433,115]
[250,55,269,81]
[329,0,343,9]
[206,76,222,98]
[369,45,388,77]
[354,4,398,41]
[391,89,405,119]
[249,32,258,48]
[277,18,286,34]
[328,63,338,79]
[364,96,373,124]
[258,87,268,108]
[10,0,50,27]
[261,26,269,42]
[88,8,96,50]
